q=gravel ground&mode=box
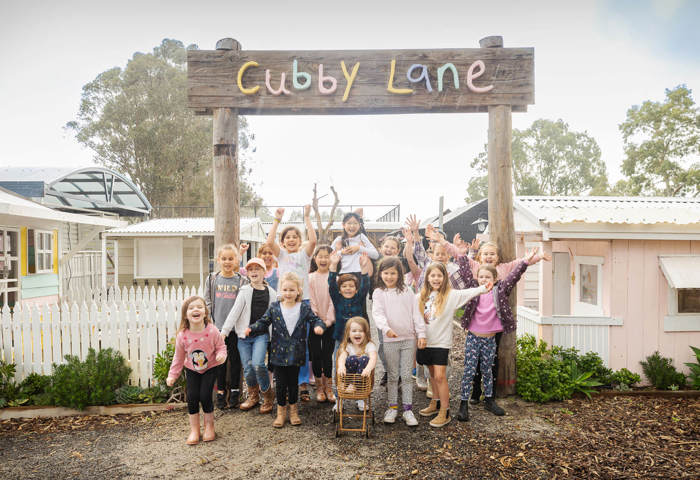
[1,327,698,479]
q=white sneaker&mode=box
[356,400,366,411]
[415,377,428,391]
[403,410,419,427]
[332,401,338,413]
[383,408,398,424]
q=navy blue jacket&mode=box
[248,301,324,367]
[328,272,370,341]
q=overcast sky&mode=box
[1,0,698,221]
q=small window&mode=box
[573,256,604,315]
[678,289,700,314]
[27,229,53,274]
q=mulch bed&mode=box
[0,411,172,436]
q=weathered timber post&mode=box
[212,38,241,251]
[481,35,517,396]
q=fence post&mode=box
[1,304,12,365]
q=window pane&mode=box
[678,289,700,314]
[28,230,36,274]
[579,264,598,305]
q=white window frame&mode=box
[134,237,183,279]
[34,230,54,274]
[573,256,604,315]
[665,287,700,332]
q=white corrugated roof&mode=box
[516,196,700,225]
[105,217,266,242]
[0,187,126,227]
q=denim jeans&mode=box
[238,333,270,392]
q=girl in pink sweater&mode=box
[167,296,227,445]
[308,245,336,403]
[372,256,426,427]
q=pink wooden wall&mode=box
[21,295,59,307]
[538,239,700,376]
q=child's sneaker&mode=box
[402,410,418,427]
[415,376,428,391]
[332,401,338,413]
[216,392,227,410]
[229,389,240,408]
[356,399,366,411]
[383,407,398,424]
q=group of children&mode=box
[167,206,549,443]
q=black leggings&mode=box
[472,332,502,399]
[309,326,334,378]
[185,367,217,414]
[274,365,300,406]
[217,333,242,392]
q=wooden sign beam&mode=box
[188,45,533,115]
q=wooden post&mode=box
[481,35,517,396]
[213,39,241,251]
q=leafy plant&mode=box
[115,385,144,404]
[153,339,185,402]
[610,368,641,388]
[0,360,21,408]
[569,363,603,400]
[640,351,686,390]
[51,348,131,410]
[576,351,613,385]
[516,335,572,402]
[19,373,52,398]
[139,385,168,404]
[684,346,700,389]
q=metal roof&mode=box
[0,186,126,228]
[0,166,151,217]
[105,217,266,242]
[515,196,700,225]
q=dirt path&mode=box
[2,328,698,479]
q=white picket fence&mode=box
[0,285,204,386]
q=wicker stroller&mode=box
[332,369,375,437]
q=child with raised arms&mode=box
[167,296,227,444]
[264,205,317,401]
[220,258,276,414]
[371,256,426,426]
[204,243,248,409]
[456,248,538,421]
[416,262,491,427]
[244,272,325,427]
[331,212,379,275]
[308,245,336,403]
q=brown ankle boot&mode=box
[316,376,327,403]
[419,399,440,417]
[260,387,275,414]
[288,403,301,426]
[202,412,216,441]
[273,405,287,428]
[239,385,260,411]
[429,408,451,428]
[186,413,200,445]
[324,376,336,403]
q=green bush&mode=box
[610,368,641,388]
[139,385,168,404]
[19,373,52,398]
[576,351,613,385]
[115,385,144,404]
[153,339,185,401]
[52,348,131,410]
[684,346,700,389]
[0,360,23,408]
[640,351,686,390]
[516,335,573,402]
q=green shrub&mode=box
[19,373,52,398]
[153,339,185,401]
[576,351,613,385]
[568,362,603,400]
[610,368,641,388]
[516,335,573,402]
[51,348,131,410]
[139,385,168,404]
[0,360,23,408]
[30,392,55,406]
[115,385,144,404]
[684,346,700,389]
[640,351,686,390]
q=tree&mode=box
[465,119,609,202]
[619,85,700,197]
[66,38,263,210]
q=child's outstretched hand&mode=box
[525,247,538,264]
[541,249,552,262]
[240,243,249,254]
[405,214,420,235]
[337,364,346,377]
[216,352,226,363]
[274,207,285,221]
[417,338,427,349]
[313,326,324,335]
[483,281,494,292]
[359,252,370,272]
[166,376,176,387]
[243,327,251,338]
[426,224,443,242]
[386,329,398,338]
[330,251,341,267]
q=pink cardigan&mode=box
[309,271,335,323]
[168,323,227,378]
